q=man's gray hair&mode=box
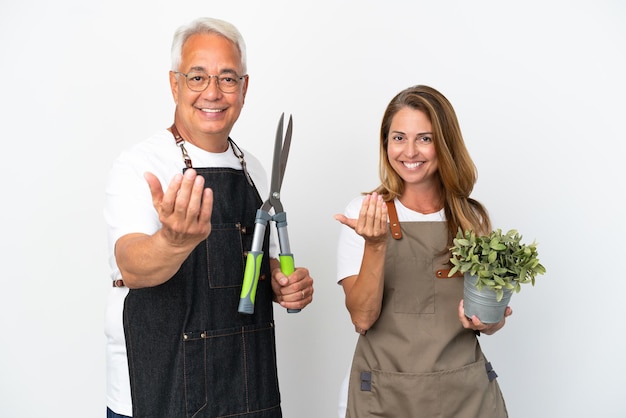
[170,17,247,73]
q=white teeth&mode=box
[201,108,222,113]
[403,162,422,169]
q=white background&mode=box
[1,1,625,417]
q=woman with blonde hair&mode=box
[335,85,510,417]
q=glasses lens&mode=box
[185,72,208,91]
[181,72,243,93]
[218,75,240,93]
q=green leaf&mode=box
[456,238,470,247]
[449,265,460,277]
[448,228,546,297]
[490,239,506,251]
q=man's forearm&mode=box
[115,231,196,289]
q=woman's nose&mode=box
[405,141,419,157]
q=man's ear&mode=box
[169,71,180,104]
[241,75,249,104]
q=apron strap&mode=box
[386,199,403,240]
[169,124,253,186]
[436,268,464,278]
[170,124,193,168]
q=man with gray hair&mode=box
[104,17,314,417]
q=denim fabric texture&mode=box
[124,168,281,418]
[106,407,131,418]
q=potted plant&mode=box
[448,228,546,323]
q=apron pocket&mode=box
[361,359,495,417]
[388,257,435,314]
[438,359,502,417]
[205,223,248,288]
[182,331,208,417]
[364,368,438,417]
[183,322,280,417]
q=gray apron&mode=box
[124,164,281,418]
[346,202,507,417]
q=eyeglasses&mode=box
[173,71,247,93]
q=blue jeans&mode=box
[107,407,130,418]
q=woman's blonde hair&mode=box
[372,85,491,243]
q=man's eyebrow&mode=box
[188,66,239,75]
[188,65,206,72]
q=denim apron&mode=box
[124,152,281,417]
[346,202,507,417]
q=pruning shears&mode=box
[238,113,300,314]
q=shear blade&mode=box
[270,113,292,194]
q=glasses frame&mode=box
[173,70,247,93]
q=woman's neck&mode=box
[399,185,444,214]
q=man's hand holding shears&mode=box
[239,113,314,314]
[271,259,314,312]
